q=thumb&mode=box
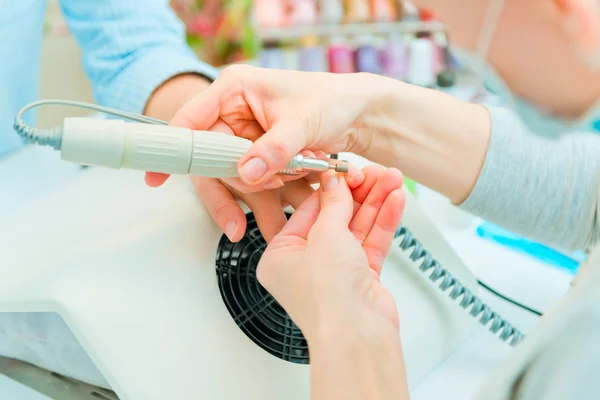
[316,170,353,228]
[238,122,308,185]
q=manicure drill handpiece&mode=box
[279,154,349,175]
[55,118,349,178]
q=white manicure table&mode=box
[0,146,571,400]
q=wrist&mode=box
[359,80,491,203]
[345,73,401,157]
[307,306,399,349]
[307,310,408,400]
[144,73,212,121]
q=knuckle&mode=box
[351,228,369,244]
[207,199,234,222]
[220,64,252,80]
[191,177,215,198]
[269,140,292,163]
[321,195,346,208]
[364,243,387,262]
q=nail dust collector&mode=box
[1,153,488,400]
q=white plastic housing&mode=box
[0,152,478,400]
[61,117,252,177]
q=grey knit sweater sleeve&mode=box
[459,106,600,252]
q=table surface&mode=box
[0,146,573,400]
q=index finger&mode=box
[169,81,222,130]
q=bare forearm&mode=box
[144,74,212,121]
[308,320,408,400]
[359,77,491,203]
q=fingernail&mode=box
[263,178,284,190]
[349,171,365,184]
[226,221,238,240]
[239,157,268,184]
[322,172,338,191]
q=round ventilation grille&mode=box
[216,212,309,364]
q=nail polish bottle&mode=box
[370,0,397,22]
[432,38,444,76]
[406,37,436,87]
[319,0,344,24]
[260,42,286,69]
[436,34,457,88]
[400,1,419,21]
[286,0,318,26]
[345,0,370,22]
[327,36,356,73]
[354,35,381,74]
[254,0,285,27]
[299,36,328,72]
[282,46,300,70]
[380,32,408,80]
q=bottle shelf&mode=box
[256,20,444,41]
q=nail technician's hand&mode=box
[145,65,383,190]
[259,168,409,399]
[257,167,405,334]
[156,118,365,243]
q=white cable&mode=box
[14,100,167,150]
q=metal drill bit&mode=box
[278,154,349,175]
[332,164,349,173]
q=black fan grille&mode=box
[216,213,309,364]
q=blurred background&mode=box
[43,0,471,195]
[41,0,465,123]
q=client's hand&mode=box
[190,167,364,242]
[258,167,409,400]
[257,167,405,335]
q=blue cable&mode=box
[476,222,585,274]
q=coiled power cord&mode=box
[395,226,527,346]
[14,99,168,150]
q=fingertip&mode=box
[385,167,404,189]
[145,172,170,187]
[227,216,247,243]
[300,150,316,159]
[322,169,351,191]
[241,123,306,185]
[363,164,385,176]
[263,177,285,190]
[220,202,248,242]
[390,188,406,211]
[238,156,269,185]
[359,165,385,187]
[350,165,381,203]
[346,166,366,189]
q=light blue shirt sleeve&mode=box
[59,0,219,115]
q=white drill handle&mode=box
[60,117,252,178]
